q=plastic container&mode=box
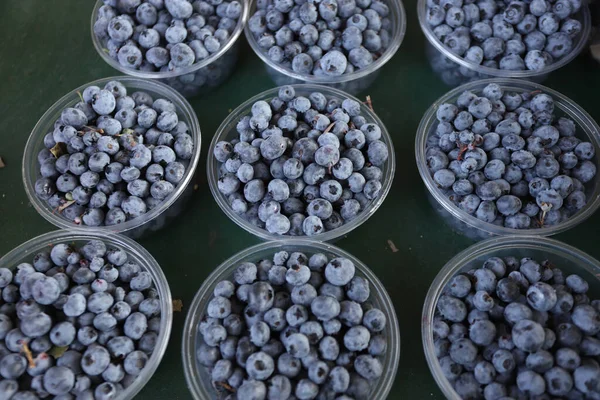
[90,0,249,98]
[415,78,600,241]
[244,0,406,95]
[208,84,396,242]
[0,229,173,400]
[23,76,201,239]
[422,235,600,399]
[182,239,400,399]
[417,0,592,87]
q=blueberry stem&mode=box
[213,380,236,393]
[364,95,374,111]
[20,341,36,368]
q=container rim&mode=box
[22,76,202,234]
[421,235,600,399]
[0,229,173,400]
[182,239,401,399]
[415,78,600,237]
[417,0,592,79]
[207,83,396,242]
[90,0,250,79]
[244,0,406,84]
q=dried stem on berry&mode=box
[20,341,36,368]
[55,200,76,214]
[84,126,104,134]
[456,144,469,161]
[322,122,336,135]
[76,91,84,103]
[213,381,236,393]
[537,202,553,227]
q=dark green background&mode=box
[2,1,600,398]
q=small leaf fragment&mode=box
[172,299,183,312]
[0,156,5,168]
[50,143,67,158]
[48,346,69,359]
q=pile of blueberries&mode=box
[434,255,600,398]
[94,0,242,73]
[426,0,583,71]
[214,86,389,236]
[426,83,597,229]
[34,81,194,227]
[247,0,393,76]
[197,250,388,399]
[0,239,162,399]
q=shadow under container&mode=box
[23,76,201,239]
[0,229,173,400]
[422,235,600,399]
[90,0,249,98]
[208,84,396,242]
[182,239,401,399]
[244,0,406,95]
[417,0,592,87]
[415,78,600,241]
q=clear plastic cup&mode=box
[23,76,201,239]
[417,0,592,87]
[421,235,600,399]
[244,0,406,95]
[90,0,249,98]
[415,78,600,241]
[207,84,396,242]
[0,229,173,400]
[182,239,400,399]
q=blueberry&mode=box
[526,282,558,312]
[438,295,467,322]
[123,350,148,376]
[49,321,76,346]
[81,345,111,376]
[311,296,340,321]
[571,305,600,335]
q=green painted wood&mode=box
[1,1,600,398]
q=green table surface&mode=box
[2,1,600,399]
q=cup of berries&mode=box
[182,240,400,399]
[0,230,172,399]
[418,0,592,86]
[23,77,201,238]
[244,0,406,94]
[416,79,600,240]
[208,84,395,241]
[91,0,249,97]
[423,236,600,399]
